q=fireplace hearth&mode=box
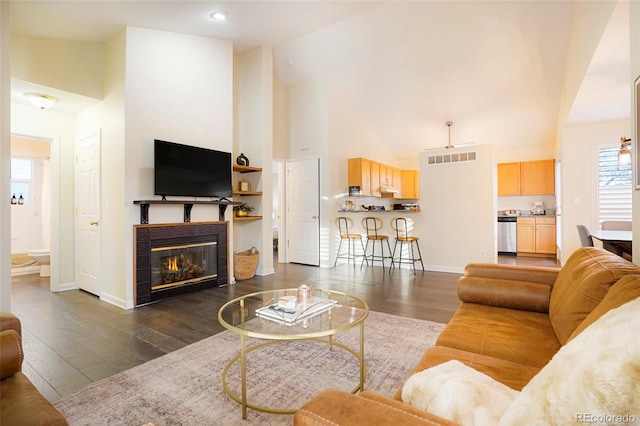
[134,222,228,306]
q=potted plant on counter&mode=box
[233,203,254,217]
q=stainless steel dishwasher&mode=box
[498,216,517,255]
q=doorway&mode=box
[10,131,60,291]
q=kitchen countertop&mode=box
[338,209,421,213]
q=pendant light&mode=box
[617,137,632,166]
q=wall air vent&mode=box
[427,151,477,166]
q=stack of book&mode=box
[256,297,338,325]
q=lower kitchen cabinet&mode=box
[517,216,556,256]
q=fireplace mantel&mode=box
[133,199,241,224]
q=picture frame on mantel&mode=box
[636,75,640,189]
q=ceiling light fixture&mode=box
[210,11,228,21]
[617,137,632,166]
[24,92,58,109]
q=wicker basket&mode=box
[234,247,259,280]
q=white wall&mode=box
[11,35,104,99]
[560,119,631,264]
[234,47,274,276]
[421,144,496,272]
[0,0,11,311]
[630,0,639,265]
[76,30,126,306]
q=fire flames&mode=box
[159,253,204,284]
[167,257,179,272]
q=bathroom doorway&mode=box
[10,132,58,291]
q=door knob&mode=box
[90,221,99,226]
[312,215,318,219]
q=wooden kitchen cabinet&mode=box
[393,168,403,195]
[371,161,381,196]
[497,162,521,196]
[521,160,555,195]
[497,160,555,196]
[348,158,372,196]
[400,170,420,199]
[517,216,556,256]
[348,158,417,199]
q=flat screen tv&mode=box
[154,139,232,199]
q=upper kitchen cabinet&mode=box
[399,170,420,199]
[520,160,555,195]
[370,161,381,197]
[497,160,555,196]
[348,157,418,199]
[348,158,372,196]
[497,162,521,196]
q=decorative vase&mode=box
[236,210,248,217]
[236,153,250,166]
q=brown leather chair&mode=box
[1,312,68,425]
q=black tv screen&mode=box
[154,139,232,198]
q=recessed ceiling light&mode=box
[210,11,228,21]
[24,93,58,109]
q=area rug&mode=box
[54,311,445,425]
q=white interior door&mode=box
[75,131,101,296]
[286,157,320,266]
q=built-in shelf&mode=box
[233,216,263,222]
[133,199,240,224]
[232,164,263,225]
[233,191,262,196]
[233,165,262,173]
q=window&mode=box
[596,145,632,227]
[10,158,32,203]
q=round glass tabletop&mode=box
[218,288,369,340]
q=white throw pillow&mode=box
[499,296,640,425]
[402,359,519,425]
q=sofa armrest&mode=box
[458,263,560,313]
[0,312,22,335]
[294,389,460,426]
[1,329,23,379]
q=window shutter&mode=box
[597,147,632,226]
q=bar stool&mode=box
[334,217,367,268]
[361,216,394,272]
[390,217,425,275]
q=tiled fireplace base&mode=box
[134,222,228,306]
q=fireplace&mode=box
[134,222,228,306]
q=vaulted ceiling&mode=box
[9,1,630,162]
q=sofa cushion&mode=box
[549,247,640,344]
[500,296,640,425]
[396,345,541,400]
[434,303,560,368]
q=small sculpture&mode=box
[236,153,250,166]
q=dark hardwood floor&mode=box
[10,255,558,402]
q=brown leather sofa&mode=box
[294,247,640,425]
[1,312,68,426]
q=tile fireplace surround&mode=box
[134,222,228,306]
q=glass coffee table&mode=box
[218,288,369,419]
